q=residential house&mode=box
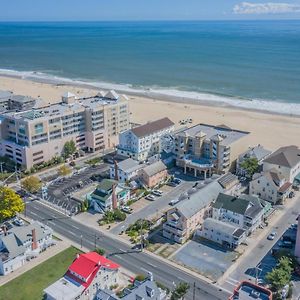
[0,222,53,275]
[237,145,272,177]
[211,193,265,233]
[117,117,175,161]
[163,179,224,243]
[0,90,129,169]
[250,170,292,204]
[263,145,300,183]
[109,158,144,183]
[197,218,246,248]
[44,252,120,300]
[139,160,168,188]
[217,172,240,195]
[87,179,130,213]
[173,124,250,177]
[95,274,167,300]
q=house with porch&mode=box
[139,160,168,188]
[0,222,53,275]
[163,179,224,244]
[87,179,130,213]
[44,252,120,300]
[211,193,266,234]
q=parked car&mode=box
[167,181,177,187]
[121,206,133,214]
[3,222,13,230]
[291,223,298,230]
[173,178,181,184]
[13,218,25,226]
[289,191,295,198]
[169,199,180,206]
[145,195,156,201]
[267,232,277,240]
[152,190,163,196]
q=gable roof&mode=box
[142,160,167,177]
[97,179,118,192]
[0,234,26,260]
[264,145,300,168]
[131,118,174,138]
[176,181,223,218]
[105,90,119,100]
[68,252,119,283]
[117,158,142,173]
[239,145,272,162]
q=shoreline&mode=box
[1,72,300,151]
[0,68,300,118]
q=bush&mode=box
[95,248,105,256]
[135,274,146,282]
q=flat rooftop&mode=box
[4,90,126,121]
[231,282,272,300]
[178,123,249,146]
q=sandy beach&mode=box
[0,75,299,152]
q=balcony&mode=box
[163,223,186,236]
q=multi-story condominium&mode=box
[163,179,224,244]
[198,218,246,248]
[250,170,292,204]
[236,144,272,177]
[173,124,250,177]
[211,193,267,233]
[0,222,53,275]
[0,90,129,169]
[262,145,300,183]
[44,252,120,300]
[117,117,175,161]
[0,90,13,111]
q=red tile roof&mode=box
[67,252,119,288]
[278,182,292,193]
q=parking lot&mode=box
[172,239,238,281]
[37,164,109,215]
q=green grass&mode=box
[0,246,82,300]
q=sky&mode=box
[1,0,300,21]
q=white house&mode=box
[109,158,144,183]
[44,252,120,300]
[0,222,53,275]
[250,170,292,204]
[236,145,272,177]
[211,193,265,233]
[117,118,175,161]
[263,145,300,183]
[197,218,246,248]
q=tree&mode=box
[266,257,293,291]
[21,176,42,193]
[62,140,76,158]
[171,282,190,300]
[0,187,24,222]
[58,165,72,177]
[240,157,259,177]
[95,248,106,256]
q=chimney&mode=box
[31,229,38,251]
[114,160,119,181]
[112,184,118,210]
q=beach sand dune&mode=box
[0,76,299,151]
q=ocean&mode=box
[0,20,300,114]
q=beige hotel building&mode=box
[0,91,129,169]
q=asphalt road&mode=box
[26,200,230,300]
[222,195,300,291]
[111,180,195,234]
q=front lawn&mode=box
[0,246,82,300]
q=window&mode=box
[34,123,44,135]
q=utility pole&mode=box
[193,282,196,300]
[0,162,4,175]
[80,235,83,249]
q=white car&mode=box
[152,190,163,196]
[145,195,156,201]
[169,199,180,206]
[13,218,25,226]
[267,232,277,240]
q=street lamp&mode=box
[80,235,83,249]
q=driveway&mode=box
[172,239,238,281]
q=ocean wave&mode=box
[0,68,300,116]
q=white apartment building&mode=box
[117,117,175,161]
[0,90,129,169]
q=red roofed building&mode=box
[44,252,120,300]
